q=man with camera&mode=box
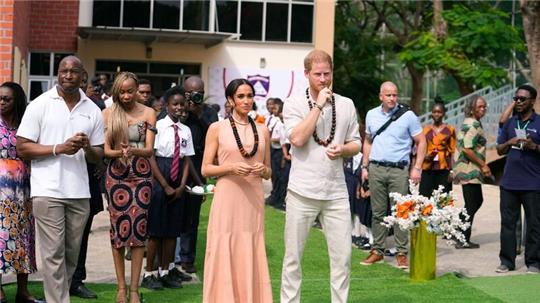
[360,81,426,269]
[176,76,218,273]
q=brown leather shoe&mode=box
[396,253,408,269]
[360,250,384,266]
[181,262,197,273]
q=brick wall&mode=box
[0,0,14,83]
[29,0,79,51]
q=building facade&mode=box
[0,0,335,112]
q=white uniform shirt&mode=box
[154,115,195,158]
[17,86,105,199]
[271,119,284,149]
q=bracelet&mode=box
[52,144,58,156]
[313,103,323,111]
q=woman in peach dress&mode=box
[201,78,272,303]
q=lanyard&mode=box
[516,119,530,130]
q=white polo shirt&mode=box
[17,86,105,199]
[154,115,195,158]
[284,91,361,200]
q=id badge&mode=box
[515,128,527,140]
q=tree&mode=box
[333,0,385,118]
[366,0,433,113]
[520,0,540,110]
[400,3,524,96]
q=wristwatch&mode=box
[360,164,368,170]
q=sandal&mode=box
[129,290,141,303]
[116,288,127,303]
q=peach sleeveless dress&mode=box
[203,120,273,303]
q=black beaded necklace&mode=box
[306,88,336,147]
[229,115,259,158]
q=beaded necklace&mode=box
[305,88,336,147]
[229,115,259,158]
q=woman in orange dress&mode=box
[419,101,456,197]
[201,79,272,303]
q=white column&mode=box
[78,0,94,27]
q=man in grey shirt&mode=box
[281,49,361,303]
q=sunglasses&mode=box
[0,96,13,102]
[513,96,532,103]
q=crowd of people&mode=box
[0,49,538,303]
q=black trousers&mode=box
[419,169,452,197]
[268,147,283,203]
[179,194,203,263]
[461,184,483,242]
[70,214,94,288]
[499,189,540,269]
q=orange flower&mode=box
[422,204,433,216]
[397,200,415,219]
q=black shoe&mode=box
[15,295,46,303]
[160,273,183,289]
[169,267,193,282]
[70,284,98,299]
[181,262,197,273]
[141,275,164,290]
[455,241,480,249]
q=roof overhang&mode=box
[77,26,238,48]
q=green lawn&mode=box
[2,198,537,302]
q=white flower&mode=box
[381,180,469,244]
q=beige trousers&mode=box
[280,191,351,303]
[33,197,90,303]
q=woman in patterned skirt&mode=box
[103,72,156,303]
[0,82,43,302]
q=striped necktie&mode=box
[170,124,180,182]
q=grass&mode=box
[1,197,537,302]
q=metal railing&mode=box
[419,85,515,148]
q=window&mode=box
[240,2,263,40]
[183,0,210,31]
[90,0,314,43]
[123,0,151,28]
[291,3,313,42]
[92,1,121,27]
[28,52,72,101]
[153,0,181,29]
[95,60,201,97]
[265,3,288,42]
[216,0,238,33]
[238,0,314,43]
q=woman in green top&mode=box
[454,95,492,249]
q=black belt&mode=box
[370,160,409,169]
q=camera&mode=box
[362,180,369,191]
[188,91,204,104]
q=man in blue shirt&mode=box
[360,81,426,269]
[496,84,540,274]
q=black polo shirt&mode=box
[185,104,218,179]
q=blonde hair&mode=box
[304,49,333,71]
[107,72,139,149]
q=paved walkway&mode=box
[5,182,524,284]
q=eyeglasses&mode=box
[513,96,532,103]
[0,96,13,102]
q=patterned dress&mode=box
[106,122,152,248]
[454,117,487,185]
[0,119,36,274]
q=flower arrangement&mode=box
[382,180,470,244]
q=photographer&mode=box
[176,76,218,273]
